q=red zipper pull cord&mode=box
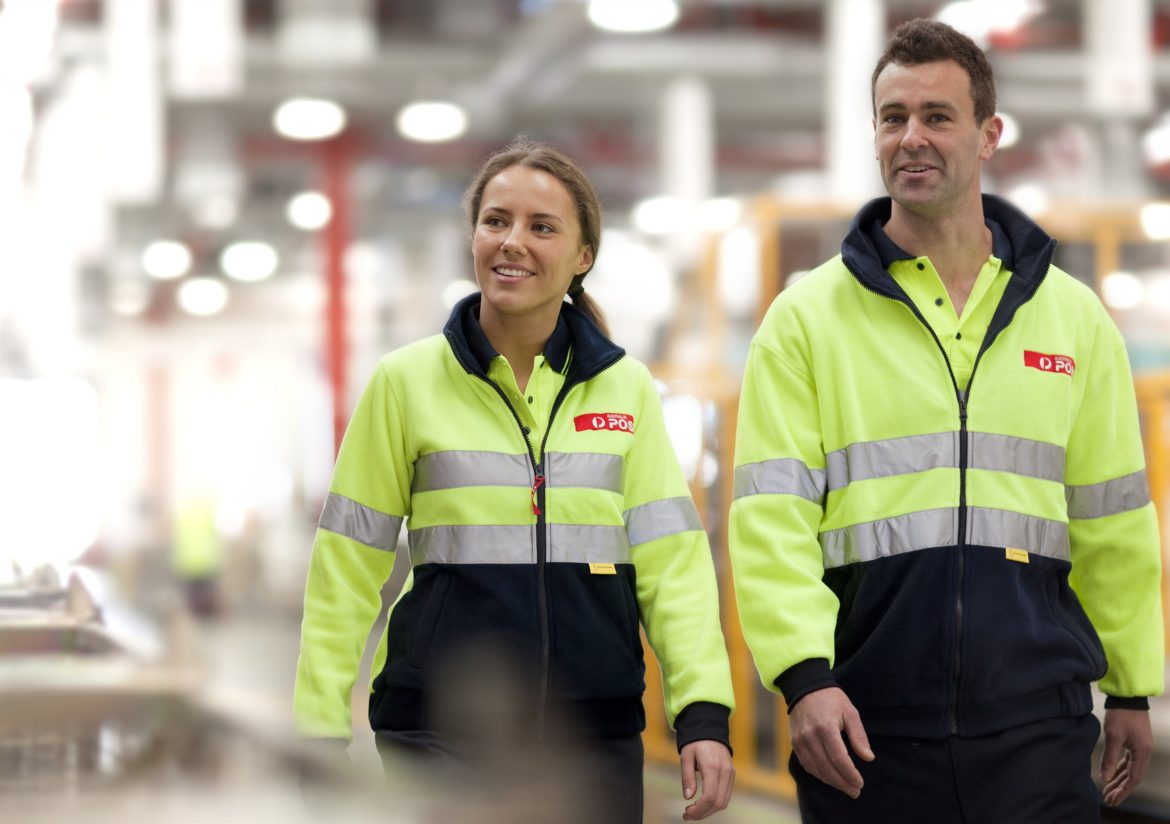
[531,474,545,516]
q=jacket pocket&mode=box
[408,575,450,669]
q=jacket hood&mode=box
[442,293,625,384]
[841,193,1057,354]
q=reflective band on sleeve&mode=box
[967,507,1069,560]
[546,452,623,492]
[318,492,403,552]
[1066,470,1151,520]
[733,459,825,503]
[625,496,703,548]
[968,433,1065,483]
[408,523,630,565]
[412,450,529,493]
[819,508,957,568]
[826,433,957,491]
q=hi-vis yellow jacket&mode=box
[295,294,733,748]
[730,195,1164,739]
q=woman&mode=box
[294,137,735,822]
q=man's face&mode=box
[873,59,1001,219]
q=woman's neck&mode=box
[478,305,557,393]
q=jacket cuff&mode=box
[775,658,837,712]
[674,702,732,754]
[1104,696,1150,711]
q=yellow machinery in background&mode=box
[639,197,1170,802]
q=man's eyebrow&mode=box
[879,100,959,113]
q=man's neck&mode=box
[884,202,993,317]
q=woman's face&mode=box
[472,165,593,329]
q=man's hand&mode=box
[789,687,874,799]
[1101,708,1154,806]
[679,739,734,820]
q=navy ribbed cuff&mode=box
[674,701,732,754]
[775,658,837,712]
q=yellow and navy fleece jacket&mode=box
[296,294,734,749]
[731,194,1164,739]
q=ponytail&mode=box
[568,276,611,339]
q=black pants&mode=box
[377,729,644,824]
[791,714,1102,824]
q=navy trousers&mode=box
[791,714,1102,824]
[377,729,644,823]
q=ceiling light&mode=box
[220,241,278,282]
[936,1,1042,44]
[396,100,468,143]
[1101,271,1143,310]
[1142,119,1170,166]
[997,112,1020,149]
[1006,182,1049,217]
[698,197,742,233]
[177,276,229,316]
[1140,203,1170,240]
[632,195,688,235]
[287,191,332,230]
[273,97,347,141]
[141,240,192,280]
[588,0,679,33]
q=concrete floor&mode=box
[193,607,801,823]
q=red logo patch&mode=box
[574,412,636,434]
[1024,350,1075,377]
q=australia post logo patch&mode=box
[1023,350,1075,377]
[575,412,636,435]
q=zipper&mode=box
[842,260,970,734]
[473,353,623,740]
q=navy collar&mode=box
[867,216,1014,271]
[444,293,624,384]
[460,301,574,375]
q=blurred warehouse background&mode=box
[2,0,1170,821]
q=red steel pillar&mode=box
[322,135,352,456]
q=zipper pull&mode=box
[530,473,545,517]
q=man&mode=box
[730,18,1163,823]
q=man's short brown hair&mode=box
[872,18,997,123]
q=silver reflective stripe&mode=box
[733,459,825,503]
[826,433,956,491]
[967,507,1069,560]
[819,508,957,568]
[410,525,533,564]
[319,493,402,552]
[408,523,629,565]
[548,524,630,563]
[1066,470,1151,520]
[412,450,529,493]
[824,431,1065,491]
[625,496,703,547]
[969,433,1065,483]
[546,452,623,492]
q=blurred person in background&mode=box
[730,18,1163,824]
[294,137,735,822]
[172,488,224,618]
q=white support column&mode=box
[1085,0,1153,199]
[659,75,714,211]
[826,0,884,205]
[105,0,163,205]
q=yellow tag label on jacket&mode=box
[589,563,617,575]
[1005,548,1030,564]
